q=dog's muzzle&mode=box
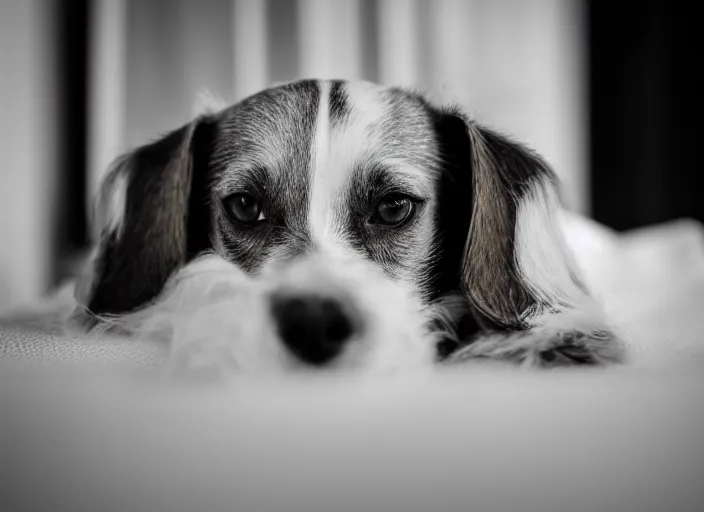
[269,292,360,366]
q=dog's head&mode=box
[73,79,619,371]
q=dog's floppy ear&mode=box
[75,117,215,318]
[433,108,625,365]
[433,109,593,330]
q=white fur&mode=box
[515,178,595,313]
[309,81,436,248]
[96,166,129,240]
[309,80,337,244]
[92,252,434,378]
[311,81,438,295]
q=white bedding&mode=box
[564,214,704,366]
[1,215,704,511]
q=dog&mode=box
[66,79,625,376]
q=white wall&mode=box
[0,0,58,310]
[95,0,588,213]
[419,0,587,213]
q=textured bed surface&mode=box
[1,216,704,511]
[0,319,166,368]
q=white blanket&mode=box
[564,214,704,366]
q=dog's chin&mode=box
[79,253,437,380]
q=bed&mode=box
[1,215,703,511]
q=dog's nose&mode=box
[269,293,356,365]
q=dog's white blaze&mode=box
[514,179,591,311]
[309,80,393,248]
[308,80,335,244]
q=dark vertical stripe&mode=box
[360,0,379,83]
[268,0,300,83]
[589,1,701,230]
[329,80,350,127]
[55,0,90,285]
[416,0,434,91]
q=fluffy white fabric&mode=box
[564,214,704,367]
[1,216,704,511]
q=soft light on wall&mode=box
[89,0,587,213]
[0,0,58,310]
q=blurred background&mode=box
[0,0,697,310]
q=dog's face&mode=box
[74,79,621,372]
[209,81,440,294]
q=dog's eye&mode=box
[373,196,415,227]
[222,193,265,224]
